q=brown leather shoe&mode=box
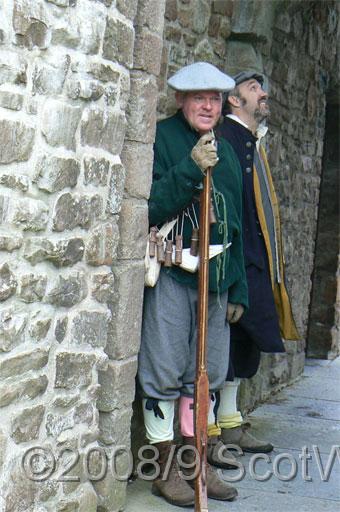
[221,423,274,453]
[207,435,239,469]
[151,441,195,507]
[182,437,238,501]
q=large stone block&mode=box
[83,155,111,187]
[53,193,103,232]
[18,273,47,302]
[0,348,49,380]
[126,72,158,143]
[0,89,24,110]
[31,54,69,95]
[71,310,110,349]
[54,351,99,389]
[225,40,263,76]
[121,141,153,199]
[0,307,27,352]
[29,315,52,340]
[12,0,50,49]
[0,263,17,301]
[41,99,82,150]
[0,234,23,252]
[67,76,104,101]
[45,272,88,307]
[51,1,106,54]
[97,359,138,412]
[11,404,45,443]
[106,261,144,359]
[91,272,115,304]
[107,163,125,214]
[80,107,126,156]
[7,197,49,231]
[134,29,163,75]
[116,0,138,19]
[117,199,148,259]
[103,16,134,68]
[0,118,34,163]
[24,237,85,267]
[35,154,80,193]
[85,221,119,266]
[0,50,27,85]
[135,0,166,35]
[0,375,48,408]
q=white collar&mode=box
[226,114,268,142]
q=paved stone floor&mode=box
[125,357,340,511]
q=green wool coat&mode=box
[149,110,248,308]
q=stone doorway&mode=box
[307,101,340,359]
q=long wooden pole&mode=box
[194,165,212,512]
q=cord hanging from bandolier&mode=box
[211,178,228,305]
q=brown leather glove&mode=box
[191,132,218,172]
[226,303,244,323]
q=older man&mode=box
[137,62,248,507]
[214,70,299,456]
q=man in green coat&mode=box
[138,62,248,507]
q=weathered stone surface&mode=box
[29,317,52,340]
[0,429,6,472]
[126,72,158,143]
[13,0,50,49]
[74,402,95,426]
[0,375,48,408]
[41,99,81,150]
[72,310,110,348]
[0,173,29,192]
[117,199,148,259]
[31,54,70,95]
[51,2,105,55]
[53,193,103,232]
[121,141,153,199]
[0,51,27,85]
[98,359,137,412]
[8,197,49,231]
[106,261,145,359]
[45,410,74,437]
[45,272,87,307]
[103,16,134,68]
[0,89,24,110]
[24,237,85,267]
[83,155,111,186]
[99,408,133,446]
[80,107,126,155]
[0,263,17,301]
[18,274,47,302]
[11,404,45,443]
[35,155,80,193]
[0,234,23,252]
[135,0,165,34]
[92,273,115,304]
[116,0,138,19]
[0,308,27,352]
[54,352,98,389]
[52,391,79,409]
[0,119,35,163]
[55,316,68,342]
[67,77,104,101]
[134,29,163,75]
[0,348,49,380]
[107,163,125,214]
[85,222,119,266]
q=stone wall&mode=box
[158,0,339,411]
[0,1,165,511]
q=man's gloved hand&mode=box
[226,303,244,323]
[191,132,218,172]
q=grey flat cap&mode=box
[233,70,264,87]
[168,62,235,92]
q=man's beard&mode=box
[254,102,270,123]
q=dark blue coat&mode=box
[217,117,284,379]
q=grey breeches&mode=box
[138,269,230,400]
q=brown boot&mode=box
[182,437,238,501]
[151,441,195,507]
[207,435,240,469]
[221,423,274,453]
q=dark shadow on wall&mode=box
[307,101,339,359]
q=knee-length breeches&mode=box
[138,269,230,400]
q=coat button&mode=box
[258,232,263,237]
[246,141,252,148]
[245,167,252,173]
[246,154,252,160]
